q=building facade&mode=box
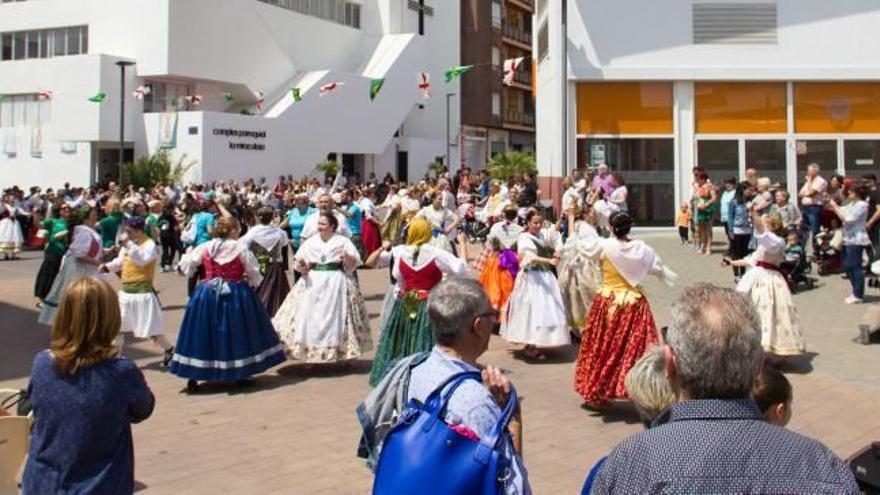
[0,0,460,188]
[460,0,535,171]
[536,0,880,225]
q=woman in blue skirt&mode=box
[171,216,286,392]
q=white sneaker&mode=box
[845,296,864,305]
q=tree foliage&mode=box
[427,161,445,177]
[120,151,197,189]
[487,151,537,181]
[314,159,341,178]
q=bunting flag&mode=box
[133,85,151,100]
[223,92,235,103]
[444,65,473,83]
[291,88,302,102]
[88,91,107,103]
[503,57,525,86]
[169,97,179,107]
[185,94,202,107]
[418,72,432,99]
[255,91,265,112]
[38,90,53,101]
[369,78,385,101]
[319,81,344,97]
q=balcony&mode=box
[504,109,535,128]
[512,63,532,87]
[502,21,532,48]
[506,0,534,13]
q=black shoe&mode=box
[185,379,199,394]
[162,347,174,367]
[235,378,256,388]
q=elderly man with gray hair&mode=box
[587,283,857,494]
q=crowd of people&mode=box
[1,161,868,493]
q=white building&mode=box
[536,0,880,225]
[0,0,460,188]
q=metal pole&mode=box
[561,0,569,179]
[446,93,452,168]
[116,61,134,177]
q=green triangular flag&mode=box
[291,88,302,102]
[223,92,234,102]
[169,97,178,107]
[369,78,385,101]
[88,91,107,103]
[444,65,473,83]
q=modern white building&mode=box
[0,0,460,188]
[536,0,880,225]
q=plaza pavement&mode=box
[2,230,879,494]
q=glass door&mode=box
[844,140,880,179]
[696,140,739,182]
[746,140,787,190]
[795,140,837,182]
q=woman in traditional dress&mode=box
[0,193,26,260]
[357,187,382,255]
[378,186,403,243]
[239,206,290,316]
[171,217,286,392]
[100,216,174,365]
[725,207,805,359]
[414,192,459,253]
[574,212,677,408]
[272,212,371,363]
[500,210,570,360]
[38,205,105,325]
[558,205,603,337]
[367,218,469,386]
[33,202,71,307]
[607,173,629,214]
[477,206,523,317]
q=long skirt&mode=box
[362,217,382,254]
[369,296,433,386]
[574,290,659,404]
[119,291,164,338]
[382,210,403,243]
[0,217,23,254]
[558,257,602,330]
[501,269,570,347]
[170,280,286,382]
[479,253,516,318]
[272,273,372,363]
[377,284,397,332]
[737,266,805,356]
[34,251,63,300]
[38,257,102,325]
[256,262,290,317]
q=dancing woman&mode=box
[476,205,523,317]
[239,206,290,316]
[272,212,371,363]
[500,210,570,359]
[38,205,105,325]
[171,217,286,392]
[0,193,27,260]
[367,218,469,385]
[558,206,603,335]
[34,202,71,306]
[574,212,677,407]
[356,187,382,255]
[725,207,805,359]
[414,192,459,253]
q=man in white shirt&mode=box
[299,193,352,239]
[799,163,827,241]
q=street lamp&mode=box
[115,60,135,177]
[446,92,457,170]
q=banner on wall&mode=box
[31,126,43,158]
[158,112,178,149]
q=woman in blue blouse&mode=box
[23,276,154,494]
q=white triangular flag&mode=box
[503,57,525,86]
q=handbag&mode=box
[372,371,519,495]
[180,218,197,245]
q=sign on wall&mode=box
[158,113,178,149]
[212,128,267,151]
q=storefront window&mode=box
[576,83,673,135]
[745,140,787,190]
[795,140,837,185]
[844,140,880,179]
[581,138,674,226]
[695,82,787,134]
[696,140,738,182]
[794,83,880,134]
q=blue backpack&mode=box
[373,371,519,495]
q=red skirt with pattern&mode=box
[573,292,659,404]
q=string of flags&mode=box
[2,57,529,112]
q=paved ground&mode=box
[2,229,879,494]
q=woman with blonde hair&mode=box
[23,276,154,494]
[367,217,469,385]
[171,216,286,392]
[624,346,675,427]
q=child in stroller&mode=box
[780,231,814,292]
[459,196,489,244]
[814,216,844,276]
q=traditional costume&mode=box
[415,205,457,252]
[170,239,286,382]
[558,221,603,331]
[239,224,290,317]
[272,233,371,362]
[477,219,523,316]
[359,195,382,254]
[574,237,676,405]
[38,224,104,325]
[736,230,805,356]
[33,217,68,301]
[500,231,570,348]
[0,202,25,257]
[368,219,469,386]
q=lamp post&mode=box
[561,0,569,178]
[115,60,135,177]
[446,92,457,170]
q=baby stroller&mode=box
[461,204,489,244]
[780,247,814,293]
[813,218,844,276]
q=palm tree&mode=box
[314,159,341,179]
[487,151,537,181]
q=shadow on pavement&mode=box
[579,400,643,426]
[777,351,818,375]
[0,301,48,382]
[509,345,578,365]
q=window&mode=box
[537,20,549,62]
[796,140,837,178]
[697,140,739,182]
[0,25,87,61]
[258,0,362,29]
[492,93,501,116]
[0,94,51,127]
[695,82,787,134]
[491,2,502,29]
[492,46,500,67]
[577,82,674,135]
[746,140,787,190]
[845,140,880,178]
